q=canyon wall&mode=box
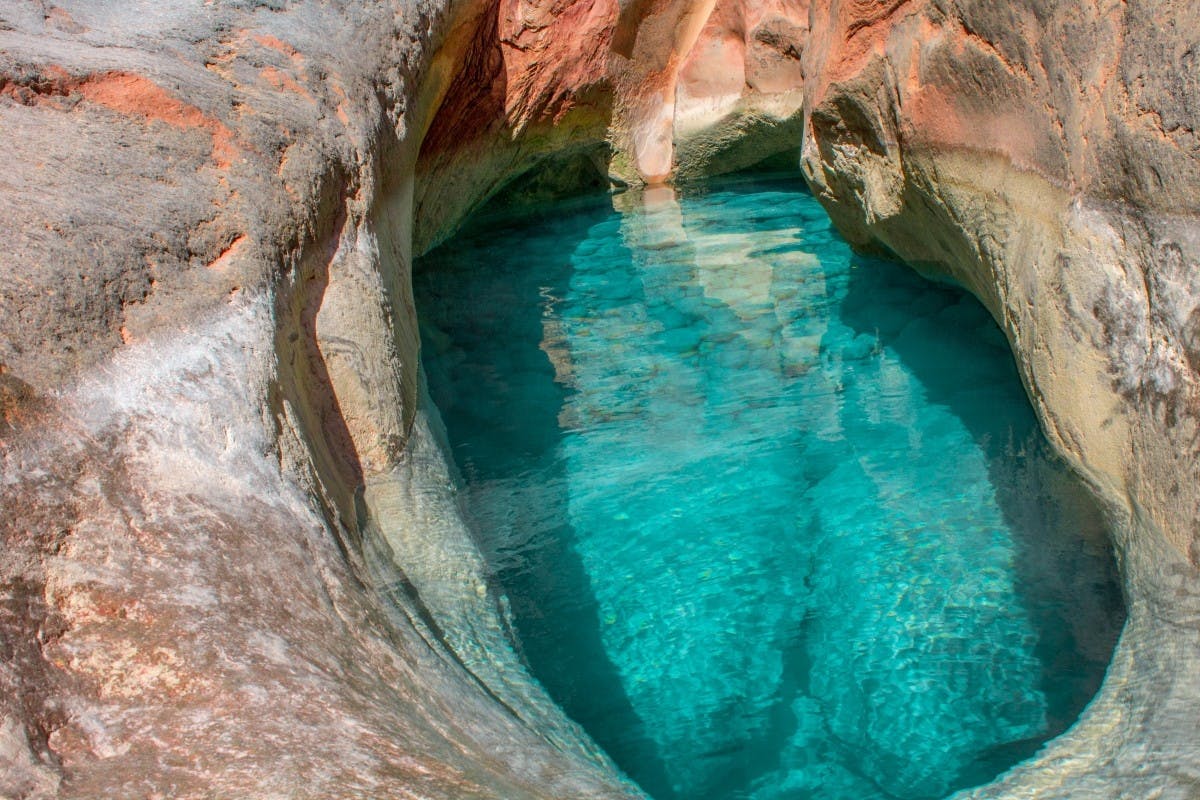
[1,0,1198,798]
[411,0,811,249]
[799,2,1200,797]
[0,2,641,797]
[803,0,1200,562]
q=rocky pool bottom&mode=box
[414,175,1126,800]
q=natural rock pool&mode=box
[415,175,1126,800]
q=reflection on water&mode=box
[415,175,1125,800]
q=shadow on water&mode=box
[415,201,678,800]
[837,254,1126,790]
[608,178,820,800]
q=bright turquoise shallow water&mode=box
[416,176,1124,800]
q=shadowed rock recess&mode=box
[0,0,1195,798]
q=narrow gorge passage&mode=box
[414,174,1126,800]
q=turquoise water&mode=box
[415,176,1124,800]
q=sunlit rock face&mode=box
[0,2,640,797]
[412,0,812,249]
[800,2,1200,797]
[0,0,1198,798]
[802,1,1200,555]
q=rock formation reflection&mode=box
[415,174,1124,800]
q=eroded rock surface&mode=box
[412,0,811,249]
[800,2,1200,797]
[1,0,1199,798]
[0,2,642,797]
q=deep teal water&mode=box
[415,176,1125,800]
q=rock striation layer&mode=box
[0,0,1197,798]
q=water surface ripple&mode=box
[416,176,1125,800]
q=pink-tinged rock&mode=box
[802,3,1200,796]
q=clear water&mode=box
[415,175,1125,800]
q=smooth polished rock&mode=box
[0,2,640,797]
[800,3,1200,797]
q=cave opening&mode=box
[412,169,1125,800]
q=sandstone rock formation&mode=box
[800,4,1200,796]
[0,0,1198,798]
[0,2,641,797]
[412,0,811,249]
